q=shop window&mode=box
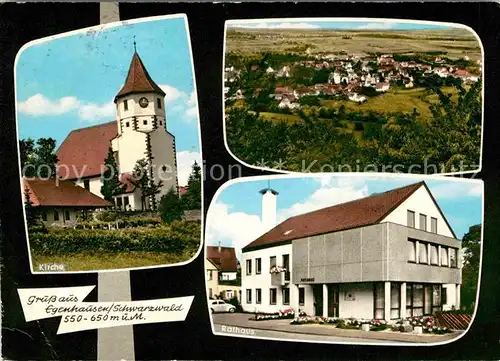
[374,283,385,319]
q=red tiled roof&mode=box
[118,172,137,193]
[23,178,112,208]
[242,182,425,252]
[56,122,117,179]
[115,52,166,101]
[207,246,238,272]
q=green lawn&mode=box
[257,111,303,123]
[32,251,196,272]
[320,87,459,119]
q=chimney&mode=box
[259,186,279,233]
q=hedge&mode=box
[74,217,162,229]
[30,221,201,255]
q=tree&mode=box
[24,187,39,228]
[158,187,184,223]
[19,137,59,178]
[100,147,123,202]
[131,159,163,210]
[182,161,202,210]
[461,224,481,313]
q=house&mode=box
[56,50,178,211]
[376,82,390,92]
[206,245,241,301]
[328,71,342,85]
[241,181,461,321]
[23,177,112,225]
[278,97,300,109]
[276,66,291,78]
[347,92,367,103]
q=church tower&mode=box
[111,49,178,210]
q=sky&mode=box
[228,20,454,31]
[205,175,483,259]
[16,15,201,186]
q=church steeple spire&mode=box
[114,50,165,103]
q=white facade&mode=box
[75,177,103,198]
[240,183,461,319]
[380,186,455,238]
[241,243,315,315]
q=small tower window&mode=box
[124,100,128,111]
[162,165,167,172]
[143,120,148,125]
[157,98,162,109]
[126,122,130,128]
[159,121,163,126]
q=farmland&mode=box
[224,24,482,174]
[226,28,481,62]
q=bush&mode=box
[96,211,118,222]
[29,221,200,255]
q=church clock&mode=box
[139,97,149,108]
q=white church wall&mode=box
[75,177,103,199]
[150,128,177,199]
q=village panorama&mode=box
[224,26,482,174]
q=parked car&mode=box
[209,300,236,313]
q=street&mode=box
[212,313,461,345]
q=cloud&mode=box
[18,93,114,122]
[205,202,263,259]
[159,84,199,122]
[18,93,79,116]
[356,22,394,30]
[159,84,184,102]
[78,101,115,121]
[176,150,201,187]
[428,182,483,200]
[278,181,368,222]
[233,22,321,29]
[205,177,370,256]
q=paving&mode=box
[212,313,463,345]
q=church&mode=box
[56,49,178,211]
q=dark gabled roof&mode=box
[23,177,113,208]
[56,121,117,179]
[243,181,435,252]
[207,246,238,272]
[114,52,165,102]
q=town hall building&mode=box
[56,49,178,211]
[241,181,462,321]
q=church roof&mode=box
[56,121,117,179]
[23,177,113,208]
[114,51,166,102]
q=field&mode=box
[32,251,194,272]
[226,28,482,62]
[320,86,459,119]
